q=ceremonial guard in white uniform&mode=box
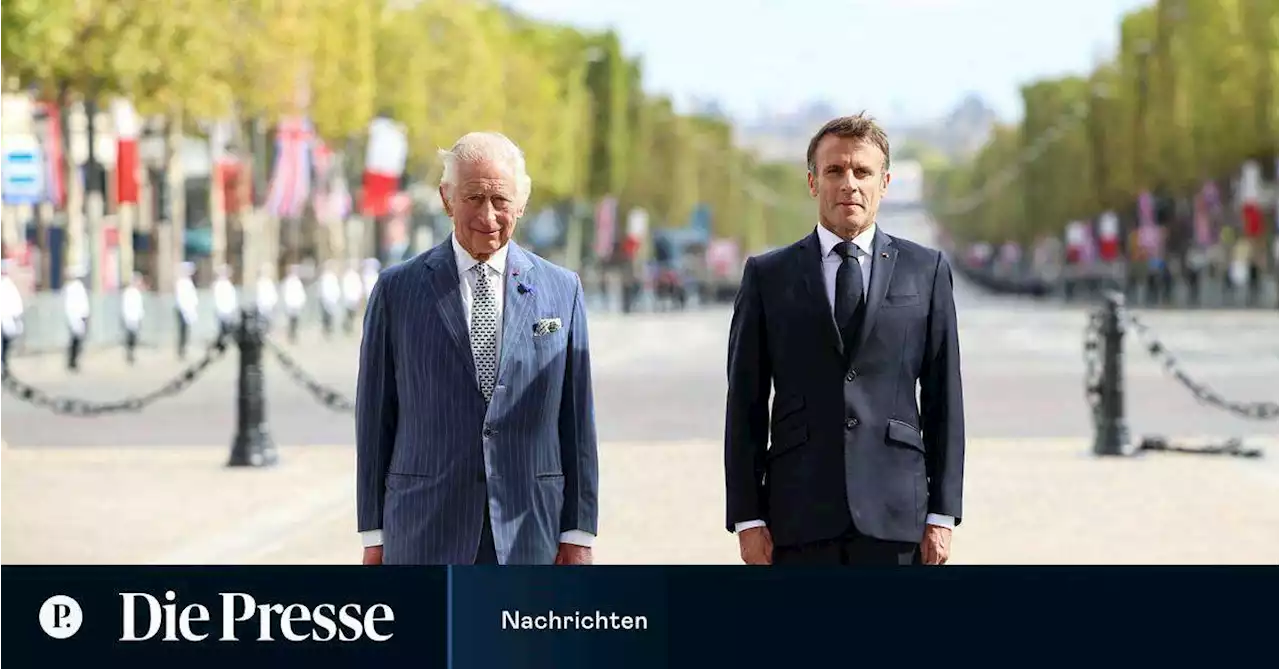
[319,263,342,338]
[175,262,199,358]
[341,261,363,334]
[281,265,307,343]
[212,264,239,344]
[63,268,91,372]
[0,260,23,371]
[255,263,279,331]
[121,272,145,364]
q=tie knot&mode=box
[834,241,859,260]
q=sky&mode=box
[504,0,1153,125]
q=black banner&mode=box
[4,566,1276,668]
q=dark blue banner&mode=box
[3,566,1275,668]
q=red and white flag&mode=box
[111,99,141,205]
[360,117,407,218]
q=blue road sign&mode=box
[2,143,46,205]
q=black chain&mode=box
[0,340,228,416]
[1124,313,1279,421]
[263,337,356,412]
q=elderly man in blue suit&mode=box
[356,131,599,565]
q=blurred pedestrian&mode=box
[175,262,199,358]
[212,264,238,344]
[63,267,90,372]
[342,261,363,334]
[0,260,23,371]
[319,262,342,337]
[121,272,145,364]
[255,263,278,331]
[281,264,307,343]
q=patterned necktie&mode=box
[470,264,499,402]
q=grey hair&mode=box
[438,131,532,207]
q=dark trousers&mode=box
[287,315,299,343]
[67,333,83,371]
[1,334,10,370]
[124,329,139,364]
[176,311,190,358]
[772,524,920,566]
[474,503,498,565]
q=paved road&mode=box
[3,210,1276,564]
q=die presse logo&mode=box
[38,591,395,642]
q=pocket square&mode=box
[532,318,562,336]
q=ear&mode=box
[439,185,452,217]
[807,170,818,198]
[882,171,892,194]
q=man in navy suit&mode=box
[724,114,965,566]
[356,132,599,565]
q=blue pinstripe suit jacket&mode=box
[355,237,599,565]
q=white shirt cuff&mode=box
[360,529,383,548]
[559,530,595,547]
[926,514,955,529]
[733,520,767,533]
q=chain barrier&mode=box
[1123,312,1279,421]
[0,340,229,416]
[263,337,356,412]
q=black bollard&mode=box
[1092,291,1131,456]
[228,308,279,467]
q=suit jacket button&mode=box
[846,371,857,382]
[483,427,494,438]
[845,418,858,429]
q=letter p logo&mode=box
[39,595,83,639]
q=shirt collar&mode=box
[816,222,877,258]
[451,232,510,277]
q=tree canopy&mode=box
[924,0,1279,246]
[1,0,813,252]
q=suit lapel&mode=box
[498,243,536,382]
[855,228,897,354]
[424,238,479,391]
[797,232,844,357]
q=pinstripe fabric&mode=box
[355,236,599,565]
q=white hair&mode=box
[438,131,532,207]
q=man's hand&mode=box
[920,525,951,565]
[738,526,773,565]
[362,545,383,565]
[555,543,593,565]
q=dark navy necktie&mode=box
[833,241,865,351]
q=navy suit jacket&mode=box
[725,227,965,547]
[356,238,599,564]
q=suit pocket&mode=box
[771,394,805,424]
[535,472,564,480]
[885,419,925,453]
[766,424,808,461]
[884,292,921,308]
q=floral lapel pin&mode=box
[513,268,534,295]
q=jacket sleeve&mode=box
[355,276,398,534]
[724,256,773,532]
[557,274,599,536]
[920,252,965,524]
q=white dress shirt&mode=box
[361,234,595,551]
[734,223,955,534]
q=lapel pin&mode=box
[880,252,889,258]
